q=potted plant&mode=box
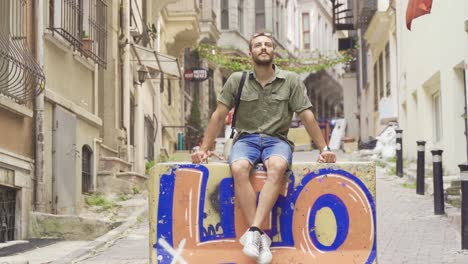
[81,31,93,56]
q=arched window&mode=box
[82,145,93,193]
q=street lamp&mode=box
[137,65,148,84]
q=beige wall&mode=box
[43,41,94,113]
[0,108,34,158]
[396,0,468,173]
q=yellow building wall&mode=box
[149,162,377,263]
[0,108,34,158]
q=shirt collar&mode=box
[249,64,286,80]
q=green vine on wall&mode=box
[195,43,355,73]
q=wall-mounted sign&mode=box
[184,69,208,81]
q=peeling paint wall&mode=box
[149,162,377,263]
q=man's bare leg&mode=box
[231,160,256,225]
[251,156,287,228]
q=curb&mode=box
[51,206,147,264]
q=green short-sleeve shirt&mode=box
[217,66,312,149]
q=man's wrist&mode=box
[319,146,331,153]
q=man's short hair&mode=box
[249,32,276,51]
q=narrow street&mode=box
[76,221,149,264]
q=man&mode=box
[191,32,336,264]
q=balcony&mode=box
[48,0,107,68]
[199,7,220,43]
[355,0,378,29]
[162,0,200,55]
[0,0,45,107]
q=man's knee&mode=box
[265,156,288,181]
[231,160,252,181]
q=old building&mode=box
[0,0,45,241]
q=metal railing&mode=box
[48,0,107,68]
[0,186,16,242]
[81,145,93,193]
[0,0,45,105]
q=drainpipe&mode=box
[464,21,468,159]
[93,138,102,191]
[34,0,45,212]
[122,0,131,158]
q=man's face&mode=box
[250,36,275,66]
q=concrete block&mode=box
[149,162,377,263]
[288,128,312,151]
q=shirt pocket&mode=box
[271,90,289,102]
[240,92,259,102]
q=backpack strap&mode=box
[230,71,247,138]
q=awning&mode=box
[130,44,181,79]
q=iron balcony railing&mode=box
[48,0,107,68]
[0,0,45,106]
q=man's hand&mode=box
[318,151,336,163]
[191,148,211,163]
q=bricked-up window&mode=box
[221,0,229,29]
[49,0,107,68]
[255,0,265,32]
[302,13,310,49]
[385,43,391,96]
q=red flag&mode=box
[406,0,433,30]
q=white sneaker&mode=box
[239,230,261,259]
[257,234,272,264]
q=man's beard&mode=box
[253,53,274,65]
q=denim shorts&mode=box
[228,133,292,166]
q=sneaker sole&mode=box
[242,245,259,258]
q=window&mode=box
[433,92,443,141]
[238,0,244,34]
[318,15,322,50]
[160,73,164,93]
[302,13,310,49]
[82,145,93,193]
[221,0,229,29]
[208,69,216,112]
[325,23,328,48]
[385,43,391,96]
[49,0,107,68]
[145,116,155,160]
[379,54,384,99]
[255,0,265,32]
[168,79,172,106]
[373,63,378,111]
[275,1,279,37]
[130,95,135,145]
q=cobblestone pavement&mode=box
[375,166,468,264]
[75,221,149,264]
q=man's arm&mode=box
[191,102,230,163]
[298,109,336,163]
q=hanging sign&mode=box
[184,69,208,81]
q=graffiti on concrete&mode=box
[152,163,376,263]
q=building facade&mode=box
[394,0,468,174]
[0,0,44,241]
